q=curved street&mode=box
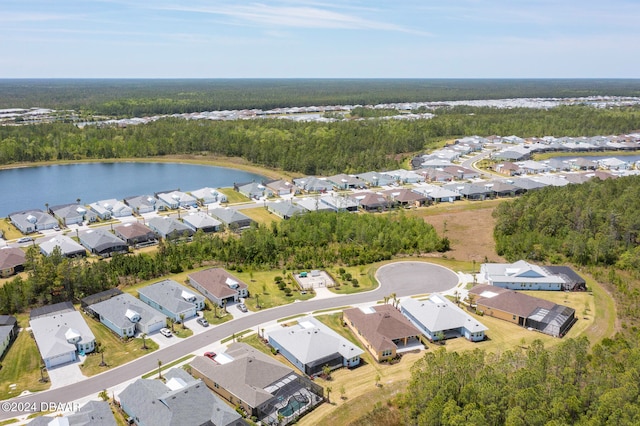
[0,262,458,421]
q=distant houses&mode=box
[9,210,58,234]
[267,316,364,376]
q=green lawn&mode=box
[80,316,159,376]
[0,219,21,241]
[231,269,315,310]
[218,188,251,204]
[325,265,377,294]
[0,329,51,401]
[241,206,281,225]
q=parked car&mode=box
[196,317,209,327]
[17,237,33,243]
[204,351,216,360]
[160,328,172,337]
[53,225,61,231]
[237,303,247,313]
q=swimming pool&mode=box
[277,394,309,417]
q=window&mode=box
[512,315,516,320]
[382,350,393,357]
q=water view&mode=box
[0,162,265,217]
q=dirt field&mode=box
[407,198,507,264]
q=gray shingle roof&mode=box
[88,293,165,331]
[138,280,204,317]
[30,311,95,359]
[118,368,244,426]
[39,235,87,257]
[401,295,487,334]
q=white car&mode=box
[160,328,172,337]
[237,303,248,313]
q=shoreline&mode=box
[0,155,295,182]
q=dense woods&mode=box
[2,105,640,175]
[3,79,640,116]
[0,212,446,313]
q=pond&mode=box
[0,162,265,217]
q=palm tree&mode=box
[179,313,186,329]
[375,374,381,388]
[157,359,163,379]
[141,333,148,350]
[255,293,261,309]
[325,386,332,404]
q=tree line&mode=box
[3,79,640,116]
[0,211,447,313]
[2,105,640,175]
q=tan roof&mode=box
[469,284,555,317]
[188,268,248,299]
[0,247,26,270]
[114,222,155,240]
[190,342,294,409]
[343,304,420,353]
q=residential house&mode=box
[49,203,93,226]
[319,194,359,212]
[325,174,366,190]
[469,284,576,337]
[156,190,198,209]
[209,208,255,231]
[442,165,480,180]
[118,368,245,426]
[480,260,579,291]
[9,210,58,234]
[39,235,87,258]
[293,197,334,213]
[343,304,422,362]
[264,179,297,196]
[26,400,117,426]
[351,192,391,211]
[381,169,425,184]
[147,216,195,240]
[382,188,428,207]
[292,176,333,193]
[517,160,552,175]
[124,195,158,214]
[190,187,228,204]
[509,177,548,192]
[266,201,306,220]
[86,293,166,338]
[418,168,454,183]
[418,158,456,169]
[0,315,18,359]
[138,279,205,323]
[412,185,460,203]
[113,222,157,247]
[182,212,222,233]
[188,268,249,307]
[599,157,629,170]
[78,228,128,257]
[355,172,396,187]
[0,247,26,277]
[235,182,272,200]
[443,183,493,200]
[190,342,323,425]
[494,162,521,176]
[267,316,364,376]
[571,158,598,170]
[30,306,95,368]
[80,288,123,311]
[89,199,133,220]
[401,295,487,342]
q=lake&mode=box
[0,162,265,217]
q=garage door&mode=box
[146,320,165,334]
[47,351,76,368]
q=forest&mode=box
[2,105,640,175]
[0,211,446,313]
[2,79,640,116]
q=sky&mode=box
[1,0,639,79]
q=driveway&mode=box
[47,359,87,389]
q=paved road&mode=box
[0,262,457,420]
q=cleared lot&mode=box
[376,261,458,294]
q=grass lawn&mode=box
[0,219,22,241]
[240,206,282,225]
[324,265,377,294]
[0,329,51,401]
[217,188,251,204]
[231,269,316,310]
[80,316,159,376]
[172,325,193,339]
